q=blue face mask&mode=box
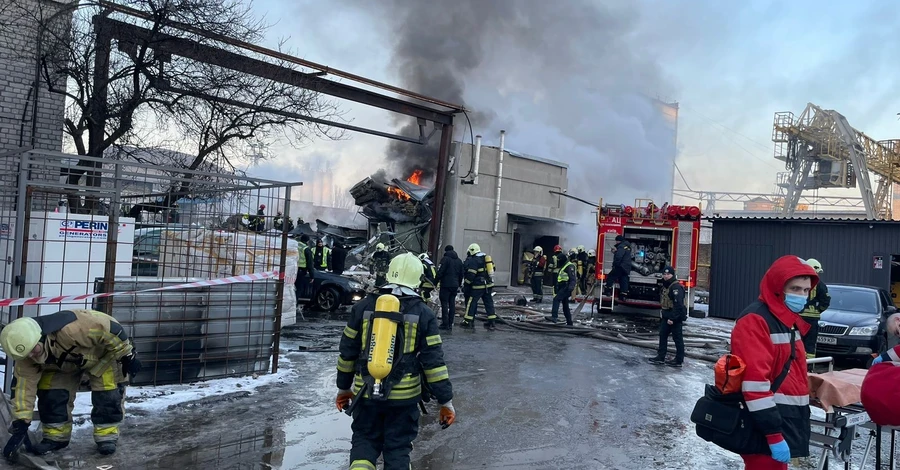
[784,293,807,313]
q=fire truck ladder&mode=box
[773,103,900,219]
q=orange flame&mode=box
[387,185,411,201]
[407,169,423,186]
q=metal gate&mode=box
[0,148,301,387]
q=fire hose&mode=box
[458,303,725,363]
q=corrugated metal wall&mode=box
[710,219,900,319]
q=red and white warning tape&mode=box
[0,270,283,308]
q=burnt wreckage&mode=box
[350,171,433,224]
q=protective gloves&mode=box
[121,351,142,379]
[439,400,456,429]
[872,355,885,366]
[336,389,353,412]
[767,435,790,463]
[3,420,29,462]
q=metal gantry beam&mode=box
[673,189,867,209]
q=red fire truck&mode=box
[594,199,702,314]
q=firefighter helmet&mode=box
[467,243,481,255]
[806,258,823,274]
[375,243,386,252]
[577,245,585,253]
[588,249,596,256]
[533,246,543,253]
[554,245,562,252]
[259,204,266,210]
[0,317,42,361]
[418,252,430,261]
[386,253,423,289]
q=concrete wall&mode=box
[442,141,568,286]
[0,0,70,154]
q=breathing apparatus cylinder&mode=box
[368,294,401,398]
[485,255,494,275]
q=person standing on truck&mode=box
[605,235,632,301]
[648,266,688,368]
[436,245,464,331]
[461,243,498,331]
[801,258,830,359]
[730,255,817,469]
[550,250,578,325]
[529,246,547,303]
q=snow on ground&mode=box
[71,348,296,425]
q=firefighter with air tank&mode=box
[335,253,455,470]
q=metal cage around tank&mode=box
[0,148,301,389]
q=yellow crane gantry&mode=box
[772,102,900,219]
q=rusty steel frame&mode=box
[90,8,459,258]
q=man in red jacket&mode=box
[731,255,818,470]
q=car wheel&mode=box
[316,287,341,312]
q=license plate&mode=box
[845,412,870,427]
[817,336,838,345]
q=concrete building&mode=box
[0,0,71,154]
[441,139,571,287]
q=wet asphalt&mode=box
[33,315,754,470]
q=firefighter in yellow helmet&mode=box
[335,252,455,470]
[461,243,498,330]
[801,258,830,358]
[0,310,140,460]
[418,252,438,302]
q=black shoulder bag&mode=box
[690,326,797,455]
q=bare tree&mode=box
[333,186,358,210]
[3,0,343,213]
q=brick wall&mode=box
[0,0,71,154]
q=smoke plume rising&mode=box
[357,0,677,246]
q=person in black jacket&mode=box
[330,243,348,275]
[370,243,392,287]
[648,266,688,367]
[436,245,464,331]
[604,235,632,301]
[334,253,455,470]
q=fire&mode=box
[407,169,423,186]
[387,185,411,202]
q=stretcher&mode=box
[807,359,897,470]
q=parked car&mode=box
[815,284,897,367]
[132,227,191,276]
[298,270,366,312]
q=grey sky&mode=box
[245,0,900,210]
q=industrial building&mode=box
[708,217,900,320]
[441,137,571,287]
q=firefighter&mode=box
[370,243,391,288]
[335,253,455,470]
[585,249,597,294]
[605,235,632,301]
[436,245,464,331]
[801,258,830,359]
[0,310,141,459]
[550,250,578,325]
[248,204,266,232]
[569,248,582,303]
[273,211,294,232]
[419,252,437,302]
[577,245,589,296]
[295,234,315,300]
[461,243,498,331]
[314,238,331,271]
[529,246,547,303]
[648,266,688,368]
[545,245,563,288]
